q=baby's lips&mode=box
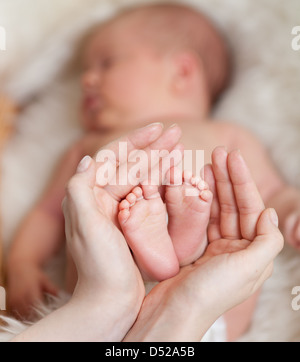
[83,94,102,111]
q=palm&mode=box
[127,148,270,341]
[92,123,183,227]
[94,186,120,226]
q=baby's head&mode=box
[81,3,231,132]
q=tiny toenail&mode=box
[183,170,193,181]
[191,177,200,185]
[198,180,208,190]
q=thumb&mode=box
[249,208,284,267]
[257,208,279,234]
[75,156,97,189]
[66,156,97,209]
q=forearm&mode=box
[7,206,65,268]
[11,296,137,342]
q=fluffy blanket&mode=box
[0,0,300,341]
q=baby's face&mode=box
[81,17,170,132]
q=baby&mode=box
[6,3,300,341]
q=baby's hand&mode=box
[7,264,58,319]
[283,211,300,249]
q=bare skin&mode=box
[118,170,212,280]
[11,147,284,342]
[6,7,300,340]
[165,168,213,266]
[119,184,179,282]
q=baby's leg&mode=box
[119,186,179,282]
[224,289,261,341]
[165,168,213,266]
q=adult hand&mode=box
[11,123,183,342]
[124,147,284,342]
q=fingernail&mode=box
[144,122,164,129]
[269,208,279,227]
[77,156,92,173]
[169,123,178,128]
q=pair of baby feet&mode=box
[118,167,213,281]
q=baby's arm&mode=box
[228,124,300,248]
[7,141,84,317]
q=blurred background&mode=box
[0,0,300,341]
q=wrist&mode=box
[70,280,145,342]
[69,289,142,342]
[124,286,218,342]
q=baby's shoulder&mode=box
[208,119,247,133]
[210,120,261,153]
[208,120,256,146]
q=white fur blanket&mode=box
[1,0,300,342]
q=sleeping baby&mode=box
[6,3,300,341]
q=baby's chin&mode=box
[83,115,124,134]
[83,110,148,134]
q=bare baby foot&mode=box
[165,168,213,266]
[118,185,179,282]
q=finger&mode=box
[95,122,164,163]
[204,164,222,242]
[94,123,165,186]
[247,208,284,270]
[104,125,182,200]
[64,157,100,223]
[227,150,265,240]
[149,143,184,186]
[212,147,241,240]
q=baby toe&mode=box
[126,192,137,206]
[197,179,209,191]
[200,189,213,203]
[118,209,131,225]
[183,170,193,185]
[119,199,131,211]
[142,184,161,200]
[132,187,143,199]
[191,176,201,187]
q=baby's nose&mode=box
[81,70,101,89]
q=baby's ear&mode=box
[170,51,202,95]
